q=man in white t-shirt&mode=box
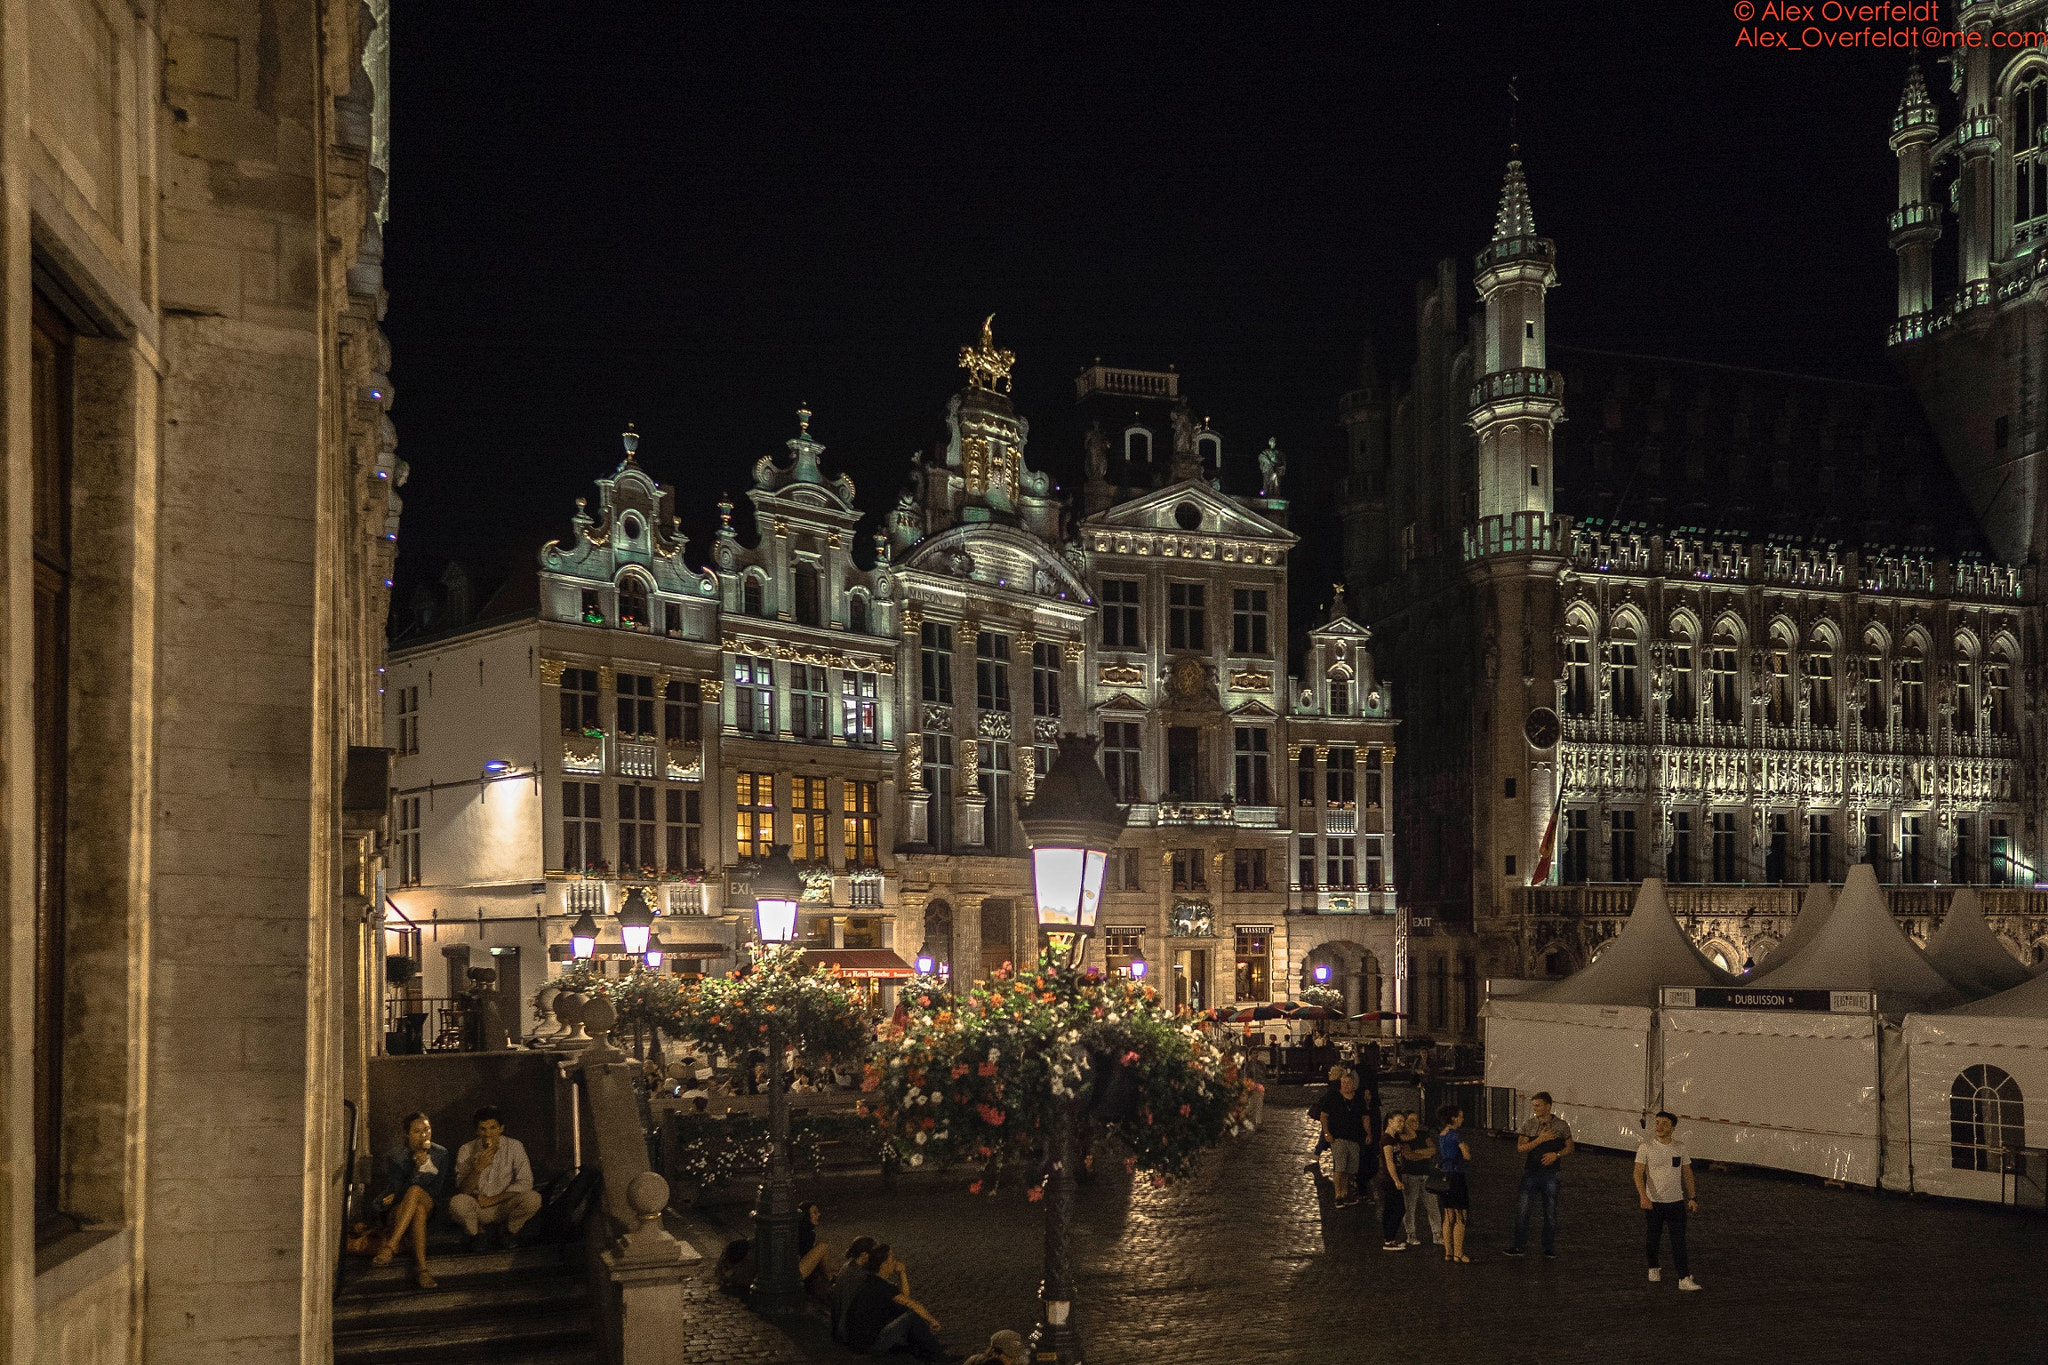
[1633,1110,1700,1290]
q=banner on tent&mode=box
[1661,987,1874,1014]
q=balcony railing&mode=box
[1469,367,1562,412]
[1515,882,2048,925]
[1464,511,1567,562]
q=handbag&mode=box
[1424,1171,1450,1196]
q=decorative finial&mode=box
[797,405,811,437]
[621,422,640,461]
[717,495,735,537]
[958,315,1017,393]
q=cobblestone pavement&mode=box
[694,1089,2048,1365]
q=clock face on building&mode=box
[1524,707,1561,750]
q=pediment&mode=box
[1081,479,1295,544]
[1094,692,1148,712]
[1312,614,1372,640]
[1229,698,1280,718]
[899,524,1091,602]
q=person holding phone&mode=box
[1634,1110,1702,1291]
[1505,1091,1574,1258]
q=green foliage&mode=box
[664,1109,888,1187]
[867,950,1248,1183]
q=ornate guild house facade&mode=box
[387,326,1406,1026]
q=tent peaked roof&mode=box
[1534,879,1731,1007]
[1752,865,1960,1011]
[1765,880,1836,970]
[1926,888,2033,998]
[1947,959,2048,1017]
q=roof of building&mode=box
[1533,878,1731,1007]
[1925,888,2034,998]
[1751,865,1962,1011]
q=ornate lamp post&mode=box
[618,887,655,960]
[569,907,600,961]
[914,941,937,976]
[1128,947,1149,982]
[643,928,665,970]
[1313,962,1330,986]
[750,844,805,1314]
[1017,734,1128,1365]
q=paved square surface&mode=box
[692,1088,2048,1364]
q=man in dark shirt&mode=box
[837,1244,948,1360]
[1320,1070,1373,1206]
[1506,1091,1575,1258]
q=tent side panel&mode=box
[1485,1011,1653,1151]
[1904,1024,2048,1202]
[1660,1010,1880,1185]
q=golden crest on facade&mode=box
[958,314,1016,393]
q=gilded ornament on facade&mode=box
[539,658,568,687]
[957,314,1016,393]
[1099,663,1144,687]
[1228,670,1272,692]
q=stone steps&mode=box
[335,1243,596,1365]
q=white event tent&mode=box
[1659,865,1961,1187]
[1484,878,1729,1151]
[1924,888,2033,999]
[1903,958,2048,1203]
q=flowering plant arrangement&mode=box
[665,1109,887,1187]
[866,949,1248,1183]
[1298,985,1345,1011]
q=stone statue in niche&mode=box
[1085,422,1110,482]
[1257,438,1286,495]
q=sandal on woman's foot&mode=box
[370,1244,395,1268]
[415,1269,437,1289]
[1455,1254,1472,1263]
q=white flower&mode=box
[915,1131,928,1145]
[909,1153,923,1166]
[988,1048,1000,1060]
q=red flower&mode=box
[975,1103,1007,1127]
[921,1117,936,1130]
[969,1180,984,1195]
[1027,1185,1044,1203]
[1179,1103,1192,1117]
[977,1060,997,1077]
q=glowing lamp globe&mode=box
[570,908,600,961]
[1018,735,1128,951]
[914,941,936,976]
[618,887,655,958]
[1313,963,1331,984]
[752,844,803,945]
[1128,949,1149,981]
[643,928,664,970]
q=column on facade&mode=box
[957,613,985,846]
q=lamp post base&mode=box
[751,1204,805,1316]
[1028,1307,1084,1364]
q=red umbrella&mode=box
[1279,1002,1342,1021]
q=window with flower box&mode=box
[618,783,658,873]
[736,772,774,859]
[843,780,879,868]
[791,776,827,863]
[563,782,603,871]
[561,668,600,732]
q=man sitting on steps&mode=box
[449,1106,542,1253]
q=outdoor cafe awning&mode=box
[799,949,915,979]
[549,941,731,963]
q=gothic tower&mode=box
[1463,153,1570,956]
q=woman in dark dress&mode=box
[1436,1105,1472,1263]
[373,1111,453,1287]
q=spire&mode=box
[620,422,641,465]
[1493,153,1537,243]
[1328,582,1350,624]
[788,405,825,484]
[1897,61,1932,118]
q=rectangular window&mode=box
[1863,652,1887,732]
[1609,809,1637,881]
[1364,836,1385,889]
[1104,927,1143,977]
[33,304,70,1230]
[1031,642,1062,718]
[793,562,821,626]
[1233,847,1268,891]
[1325,837,1357,889]
[790,776,827,863]
[1171,847,1208,892]
[1867,814,1890,882]
[1805,651,1835,729]
[840,672,877,744]
[618,672,656,737]
[1902,814,1925,883]
[736,772,775,860]
[1991,818,2015,886]
[1297,748,1316,806]
[1710,648,1741,723]
[1325,747,1356,806]
[1298,836,1318,888]
[561,668,600,732]
[1366,749,1384,808]
[1668,812,1692,883]
[1168,582,1206,651]
[1952,817,1974,886]
[664,679,702,744]
[1956,660,1976,736]
[979,741,1013,854]
[665,787,703,872]
[1504,776,1517,800]
[1807,813,1834,884]
[1562,809,1591,883]
[1767,812,1790,884]
[1167,726,1201,800]
[1114,847,1144,891]
[618,783,657,873]
[1102,721,1142,803]
[1233,727,1271,805]
[843,780,879,868]
[790,664,829,741]
[1900,654,1927,732]
[1329,674,1352,715]
[976,631,1012,712]
[563,781,603,872]
[396,685,420,754]
[1668,644,1694,720]
[1234,928,1271,1003]
[1608,641,1641,719]
[397,796,422,886]
[1765,648,1791,726]
[664,601,684,637]
[734,657,776,734]
[920,621,954,703]
[1231,588,1269,656]
[1564,637,1592,717]
[1100,579,1141,648]
[1505,854,1518,877]
[923,732,954,853]
[1988,659,2013,735]
[842,916,882,949]
[1711,811,1740,882]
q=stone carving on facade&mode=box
[1228,670,1272,692]
[922,704,953,732]
[977,711,1013,739]
[1100,663,1144,687]
[1162,657,1221,713]
[1034,715,1062,742]
[539,657,568,687]
[1256,438,1286,495]
[904,731,925,791]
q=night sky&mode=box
[385,3,1921,634]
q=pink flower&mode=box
[1027,1186,1044,1203]
[969,1180,984,1195]
[1179,1104,1191,1117]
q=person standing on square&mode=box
[1634,1110,1701,1291]
[1505,1092,1573,1258]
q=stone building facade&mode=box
[1343,147,2048,993]
[4,2,398,1362]
[390,327,1404,1029]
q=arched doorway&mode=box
[1301,940,1384,1029]
[922,899,954,989]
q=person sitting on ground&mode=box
[829,1236,879,1340]
[873,1241,917,1300]
[839,1243,948,1360]
[448,1106,541,1254]
[372,1111,452,1289]
[965,1329,1028,1365]
[713,1238,755,1295]
[797,1201,835,1293]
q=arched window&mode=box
[1862,634,1888,733]
[1563,627,1593,717]
[617,575,649,628]
[1899,642,1927,732]
[1125,428,1153,463]
[794,562,821,627]
[1666,627,1696,721]
[743,573,765,618]
[1328,668,1352,716]
[1765,629,1793,726]
[847,592,870,635]
[1804,639,1836,730]
[1951,1064,2026,1171]
[1197,434,1221,468]
[1708,627,1741,723]
[1988,647,2014,735]
[1955,639,1978,736]
[2016,73,2048,241]
[1607,624,1641,719]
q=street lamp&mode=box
[1128,947,1149,982]
[914,941,936,976]
[750,844,805,1314]
[1016,734,1128,1365]
[1313,962,1331,985]
[643,928,664,970]
[618,887,655,959]
[569,907,599,961]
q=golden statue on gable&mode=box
[958,314,1016,393]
